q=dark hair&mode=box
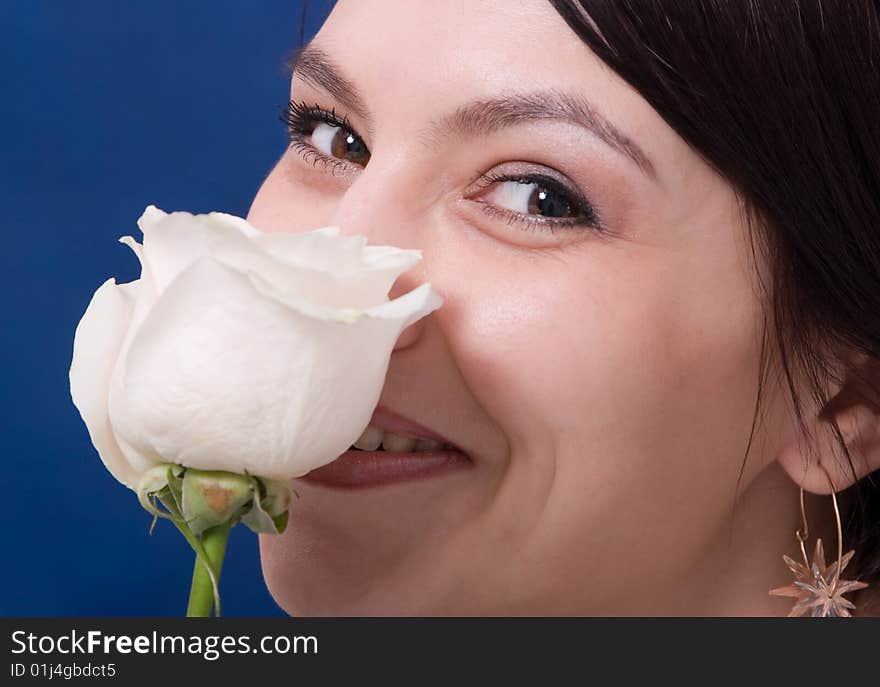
[548,0,880,590]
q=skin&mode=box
[248,0,880,615]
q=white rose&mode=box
[69,205,443,489]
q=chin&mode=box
[257,517,442,616]
[258,525,513,616]
[260,539,373,616]
[258,462,497,616]
[259,534,436,616]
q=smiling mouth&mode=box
[300,406,473,489]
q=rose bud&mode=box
[69,206,443,488]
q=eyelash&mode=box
[281,99,355,178]
[471,172,600,233]
[280,98,602,234]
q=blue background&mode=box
[1,1,334,616]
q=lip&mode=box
[367,404,460,447]
[300,447,471,489]
[300,404,472,489]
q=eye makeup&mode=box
[279,98,605,237]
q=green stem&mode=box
[186,522,231,617]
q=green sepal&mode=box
[259,478,292,517]
[136,464,184,526]
[166,464,184,513]
[137,464,292,537]
[272,509,289,534]
[241,477,292,534]
[181,469,253,536]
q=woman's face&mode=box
[249,0,797,615]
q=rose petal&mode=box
[118,234,158,311]
[252,228,369,274]
[254,232,425,309]
[69,278,143,488]
[136,206,260,294]
[138,205,260,239]
[363,281,444,330]
[140,207,428,311]
[246,267,443,329]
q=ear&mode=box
[777,352,880,494]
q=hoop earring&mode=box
[769,484,869,617]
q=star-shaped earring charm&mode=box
[770,539,869,617]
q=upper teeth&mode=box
[352,424,445,452]
[353,424,384,450]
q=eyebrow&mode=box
[285,43,657,179]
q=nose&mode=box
[327,159,425,249]
[328,165,434,351]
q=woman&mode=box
[246,0,880,616]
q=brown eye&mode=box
[312,121,370,167]
[482,179,579,220]
[528,185,577,219]
[469,170,601,235]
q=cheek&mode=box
[429,234,767,606]
[436,234,765,506]
[246,156,338,233]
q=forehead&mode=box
[316,0,607,107]
[321,0,601,97]
[314,0,679,181]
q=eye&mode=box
[472,171,601,234]
[280,99,371,174]
[312,122,370,165]
[280,101,601,236]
